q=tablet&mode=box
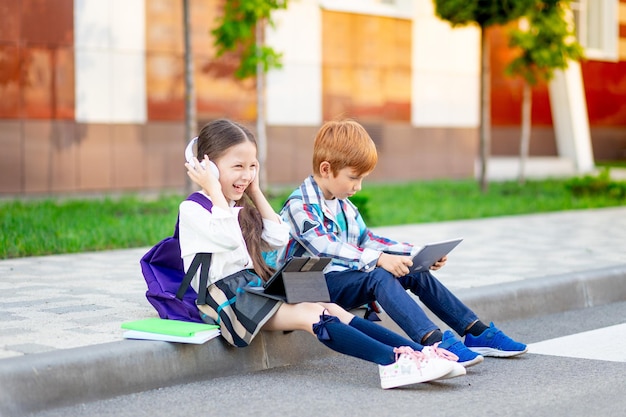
[265,256,329,289]
[409,238,463,272]
[243,256,332,303]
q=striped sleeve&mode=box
[282,197,380,271]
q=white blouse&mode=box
[178,192,289,292]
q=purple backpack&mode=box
[140,192,213,323]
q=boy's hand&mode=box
[430,255,448,271]
[377,253,413,278]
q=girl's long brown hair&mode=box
[196,119,274,281]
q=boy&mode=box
[279,119,527,367]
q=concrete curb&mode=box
[461,265,626,321]
[0,329,333,417]
[2,264,625,416]
[413,265,626,334]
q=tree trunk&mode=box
[479,26,491,193]
[256,21,268,192]
[518,81,532,185]
[183,0,196,194]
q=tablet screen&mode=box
[409,238,463,272]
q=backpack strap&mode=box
[176,252,212,305]
[173,192,213,239]
[186,191,213,211]
[174,192,214,304]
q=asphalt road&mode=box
[28,301,626,417]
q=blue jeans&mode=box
[325,268,479,343]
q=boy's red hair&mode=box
[313,120,378,176]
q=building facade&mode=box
[490,0,626,169]
[0,0,624,195]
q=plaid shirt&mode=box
[279,175,414,273]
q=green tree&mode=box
[212,0,289,191]
[506,0,584,184]
[433,0,535,192]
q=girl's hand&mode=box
[243,160,281,223]
[245,160,261,196]
[185,155,221,197]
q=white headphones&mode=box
[185,137,220,179]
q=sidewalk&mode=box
[2,206,626,416]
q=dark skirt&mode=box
[197,269,282,347]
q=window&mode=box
[570,0,618,61]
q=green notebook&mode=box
[121,318,219,337]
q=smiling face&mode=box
[213,141,258,202]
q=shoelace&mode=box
[393,346,429,371]
[426,342,460,362]
[393,346,417,359]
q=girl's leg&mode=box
[262,302,325,334]
[320,302,424,351]
[264,303,458,387]
[263,302,397,365]
[348,315,424,352]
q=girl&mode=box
[180,119,463,389]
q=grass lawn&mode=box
[1,173,625,259]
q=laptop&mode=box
[243,256,332,303]
[409,238,463,273]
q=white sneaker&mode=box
[422,345,466,380]
[379,346,454,389]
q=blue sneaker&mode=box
[464,322,528,357]
[439,330,484,367]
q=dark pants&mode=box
[325,268,479,343]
